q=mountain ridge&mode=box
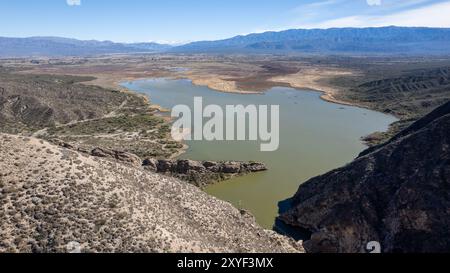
[172,26,450,55]
[0,36,172,57]
[2,26,450,57]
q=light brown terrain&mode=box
[3,54,450,147]
[268,67,358,106]
[3,54,450,148]
[0,134,302,253]
[1,54,449,253]
[7,55,349,97]
[7,55,449,120]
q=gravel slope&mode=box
[0,134,302,253]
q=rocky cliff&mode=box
[143,158,267,187]
[0,134,302,253]
[278,101,450,253]
[51,141,268,187]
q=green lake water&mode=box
[123,78,397,229]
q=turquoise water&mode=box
[123,78,397,228]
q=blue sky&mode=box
[1,0,449,44]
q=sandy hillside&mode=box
[0,134,302,253]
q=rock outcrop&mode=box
[51,140,144,168]
[50,140,268,187]
[278,101,450,253]
[91,147,142,168]
[143,159,267,187]
[0,134,302,253]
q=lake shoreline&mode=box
[121,78,398,229]
[23,63,380,113]
[113,73,360,107]
[116,75,397,150]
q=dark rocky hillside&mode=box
[0,71,184,159]
[0,71,146,133]
[278,101,450,253]
[333,65,450,145]
[345,67,450,118]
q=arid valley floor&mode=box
[1,54,449,253]
[4,54,450,142]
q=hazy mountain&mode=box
[2,27,450,57]
[172,26,450,55]
[0,36,172,57]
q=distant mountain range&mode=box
[0,36,172,57]
[2,27,450,57]
[173,26,450,55]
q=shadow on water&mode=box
[273,198,312,241]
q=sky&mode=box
[0,0,450,44]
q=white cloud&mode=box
[307,0,341,8]
[66,0,81,6]
[367,0,382,6]
[292,0,343,15]
[149,40,191,46]
[299,1,450,28]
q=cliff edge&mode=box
[278,102,450,253]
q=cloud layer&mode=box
[66,0,81,6]
[367,0,382,6]
[298,1,450,28]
